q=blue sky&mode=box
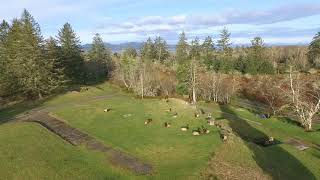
[1,0,320,44]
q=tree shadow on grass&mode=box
[218,104,316,180]
[0,100,45,124]
[0,80,109,125]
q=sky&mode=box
[1,0,320,45]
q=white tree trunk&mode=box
[158,47,162,62]
[191,57,197,104]
[141,66,144,99]
[192,85,196,103]
[288,66,320,131]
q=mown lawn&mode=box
[0,82,319,179]
[51,84,222,179]
[0,122,133,180]
[200,102,320,179]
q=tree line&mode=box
[112,22,320,131]
[1,10,320,131]
[1,10,320,101]
[0,10,112,100]
[134,28,320,75]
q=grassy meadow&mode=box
[0,83,319,179]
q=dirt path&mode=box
[23,111,153,175]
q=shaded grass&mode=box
[200,102,320,179]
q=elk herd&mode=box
[103,99,231,140]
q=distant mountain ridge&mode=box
[82,42,176,52]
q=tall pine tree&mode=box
[189,37,201,60]
[176,31,190,95]
[122,47,137,59]
[308,32,320,68]
[217,27,232,57]
[154,36,169,63]
[141,37,156,62]
[58,23,84,82]
[0,20,9,43]
[0,20,10,96]
[1,19,22,96]
[201,36,215,68]
[175,31,189,64]
[87,33,112,81]
[44,37,66,88]
[250,36,265,60]
[5,10,60,99]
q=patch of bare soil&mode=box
[285,138,313,151]
[203,160,271,180]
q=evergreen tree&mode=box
[87,33,112,80]
[308,32,320,68]
[5,10,60,99]
[0,20,9,43]
[250,36,265,60]
[122,47,137,59]
[176,64,189,95]
[189,37,201,103]
[258,60,274,74]
[0,20,10,67]
[201,36,215,67]
[175,32,190,95]
[249,37,273,74]
[154,36,169,63]
[175,31,189,64]
[0,20,10,95]
[1,19,22,96]
[44,37,66,88]
[234,37,274,75]
[141,37,156,62]
[189,37,201,60]
[234,55,246,73]
[58,23,84,82]
[217,27,232,56]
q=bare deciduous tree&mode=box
[284,66,320,131]
[198,72,238,104]
[258,76,287,115]
[190,57,198,104]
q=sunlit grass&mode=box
[0,82,319,179]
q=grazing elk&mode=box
[145,118,153,125]
[164,122,171,128]
[181,124,189,131]
[192,128,201,136]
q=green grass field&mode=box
[0,123,134,180]
[200,102,320,179]
[0,83,319,179]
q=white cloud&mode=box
[92,3,320,44]
[1,0,318,44]
[101,3,320,34]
